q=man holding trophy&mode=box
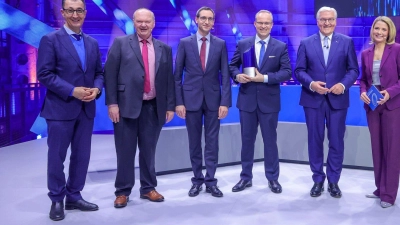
[229,10,292,193]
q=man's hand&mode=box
[108,105,120,123]
[175,105,186,119]
[378,90,390,105]
[329,83,344,95]
[250,68,264,82]
[360,92,370,104]
[311,81,329,95]
[165,111,174,123]
[82,88,100,102]
[72,87,91,100]
[236,73,252,83]
[218,106,228,119]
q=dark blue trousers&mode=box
[186,100,220,187]
[46,110,94,202]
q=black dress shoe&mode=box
[328,183,342,198]
[206,185,223,197]
[65,199,99,211]
[268,180,282,194]
[49,201,65,221]
[232,179,252,192]
[188,184,203,197]
[310,182,324,197]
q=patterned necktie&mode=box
[323,36,329,65]
[259,40,266,67]
[71,34,82,41]
[200,37,207,71]
[141,39,151,93]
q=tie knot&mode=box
[259,40,266,45]
[201,37,207,42]
[71,34,82,41]
[324,36,329,40]
[141,39,148,45]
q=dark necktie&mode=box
[141,39,151,93]
[71,34,82,41]
[259,40,266,67]
[200,37,207,71]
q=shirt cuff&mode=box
[309,81,315,92]
[263,74,268,83]
[339,83,345,94]
[108,104,118,108]
[69,87,75,96]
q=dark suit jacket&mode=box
[104,34,175,126]
[360,43,400,111]
[295,32,359,109]
[229,36,292,113]
[174,34,231,111]
[37,27,104,120]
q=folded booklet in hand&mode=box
[367,85,383,111]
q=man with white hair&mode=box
[295,6,358,198]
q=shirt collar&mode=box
[196,32,211,41]
[319,32,333,40]
[64,24,82,35]
[137,34,153,45]
[255,34,270,45]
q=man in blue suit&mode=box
[37,0,103,221]
[175,6,231,198]
[295,6,359,198]
[105,8,175,207]
[229,10,291,193]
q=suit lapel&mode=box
[190,35,203,72]
[367,47,374,76]
[206,35,216,72]
[260,37,275,69]
[82,33,91,72]
[312,34,326,69]
[153,38,162,76]
[58,28,83,71]
[380,44,392,69]
[326,33,340,67]
[129,34,145,68]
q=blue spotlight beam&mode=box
[170,0,197,35]
[0,2,54,48]
[92,0,134,34]
[226,7,243,43]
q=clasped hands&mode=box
[311,81,344,95]
[72,87,99,102]
[360,90,390,105]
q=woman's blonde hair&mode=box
[370,16,396,45]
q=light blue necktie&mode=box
[259,40,266,67]
[323,36,329,65]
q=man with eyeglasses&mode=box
[104,8,175,207]
[175,6,231,198]
[295,6,358,198]
[229,10,291,194]
[37,0,103,221]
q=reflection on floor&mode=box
[0,136,399,225]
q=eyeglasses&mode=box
[198,16,214,22]
[319,18,335,24]
[63,8,85,15]
[256,22,272,26]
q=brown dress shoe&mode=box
[140,190,164,202]
[114,195,129,208]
